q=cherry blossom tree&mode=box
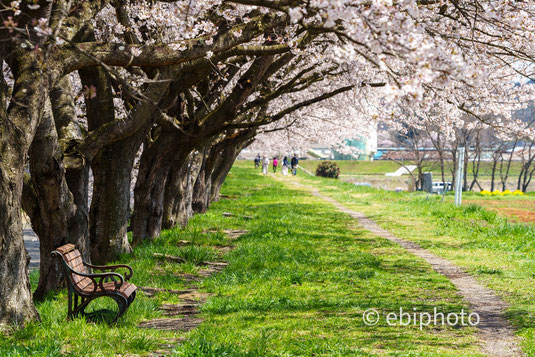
[2,0,535,329]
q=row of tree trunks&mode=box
[132,131,193,244]
[211,140,253,202]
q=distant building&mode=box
[306,125,378,160]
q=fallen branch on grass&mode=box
[222,212,254,219]
[153,253,186,263]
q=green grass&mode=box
[1,166,486,356]
[278,165,535,355]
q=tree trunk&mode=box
[162,151,203,229]
[162,162,190,229]
[210,140,250,201]
[23,100,90,301]
[79,64,139,263]
[500,140,516,191]
[132,131,190,244]
[490,157,498,192]
[0,53,46,327]
[89,139,138,263]
[192,148,217,214]
[51,77,91,267]
[0,145,40,327]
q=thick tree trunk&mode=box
[89,139,138,263]
[162,151,204,229]
[192,149,216,214]
[162,162,190,229]
[133,164,169,243]
[0,54,46,327]
[0,148,39,327]
[79,63,141,263]
[132,132,185,244]
[51,77,91,266]
[210,144,244,202]
[23,101,89,301]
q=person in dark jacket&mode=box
[254,154,260,168]
[291,155,299,176]
[282,156,289,176]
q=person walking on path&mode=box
[273,157,278,173]
[254,154,260,169]
[291,154,299,176]
[282,156,289,176]
[262,155,269,175]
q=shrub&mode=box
[502,189,512,195]
[513,190,525,195]
[491,190,502,196]
[315,161,340,179]
[480,190,491,196]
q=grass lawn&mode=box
[1,167,484,356]
[281,166,535,355]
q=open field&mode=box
[284,169,535,355]
[3,167,484,356]
[241,160,535,221]
[253,159,534,192]
[294,160,529,178]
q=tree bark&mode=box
[162,151,203,229]
[79,64,139,263]
[51,77,91,266]
[210,140,251,201]
[0,143,40,327]
[89,140,138,263]
[192,148,216,214]
[132,131,192,244]
[23,99,89,301]
[0,53,47,327]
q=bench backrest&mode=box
[54,244,93,292]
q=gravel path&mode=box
[23,228,40,270]
[287,180,522,357]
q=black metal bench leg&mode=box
[73,296,94,317]
[67,285,74,320]
[111,295,129,324]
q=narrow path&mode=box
[23,228,39,270]
[286,179,521,357]
[137,229,247,336]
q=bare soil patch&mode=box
[465,199,535,223]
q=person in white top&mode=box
[262,156,269,175]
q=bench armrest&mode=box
[85,263,134,281]
[70,268,125,293]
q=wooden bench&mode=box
[51,244,137,323]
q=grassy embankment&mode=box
[1,166,483,356]
[287,166,535,355]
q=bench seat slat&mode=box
[64,251,82,264]
[75,277,94,291]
